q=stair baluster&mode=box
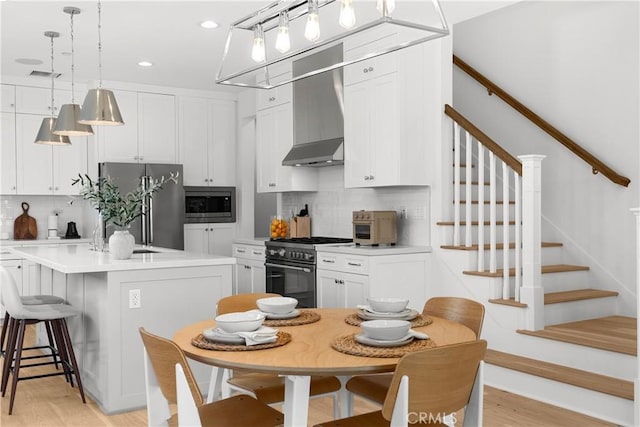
[489,152,497,273]
[514,173,522,301]
[453,124,461,246]
[502,161,510,299]
[465,131,473,248]
[477,142,485,271]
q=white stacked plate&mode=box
[202,327,246,344]
[250,308,300,320]
[357,307,419,321]
[354,333,414,347]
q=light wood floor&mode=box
[1,327,616,427]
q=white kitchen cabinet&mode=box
[21,258,40,296]
[256,65,292,111]
[98,90,177,164]
[14,86,71,115]
[256,102,317,193]
[232,242,266,295]
[179,97,236,186]
[184,223,237,257]
[317,269,369,309]
[15,114,87,195]
[317,250,429,311]
[1,84,16,112]
[343,40,438,188]
[1,112,17,194]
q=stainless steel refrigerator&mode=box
[99,162,184,250]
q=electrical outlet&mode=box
[399,207,407,220]
[129,289,141,309]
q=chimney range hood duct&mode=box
[282,44,344,167]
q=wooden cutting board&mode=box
[14,202,37,240]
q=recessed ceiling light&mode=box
[138,61,153,67]
[200,20,219,29]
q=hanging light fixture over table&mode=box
[35,31,71,146]
[217,0,449,89]
[78,0,124,126]
[54,6,94,136]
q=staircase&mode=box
[435,105,636,425]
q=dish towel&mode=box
[236,326,278,346]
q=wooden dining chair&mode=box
[215,293,342,418]
[344,297,486,411]
[314,340,487,427]
[139,327,283,427]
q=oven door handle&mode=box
[265,262,313,273]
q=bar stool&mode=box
[0,267,85,414]
[1,293,66,362]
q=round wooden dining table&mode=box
[173,308,476,427]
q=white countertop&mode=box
[232,237,269,246]
[316,244,432,256]
[0,238,92,247]
[9,244,236,274]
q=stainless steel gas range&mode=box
[265,237,352,308]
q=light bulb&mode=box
[339,0,356,29]
[305,0,320,42]
[275,12,291,53]
[251,25,265,63]
[377,0,396,15]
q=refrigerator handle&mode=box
[149,191,154,244]
[141,176,148,245]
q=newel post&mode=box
[518,155,545,330]
[631,207,640,426]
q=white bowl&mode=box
[360,320,411,341]
[256,297,298,314]
[367,297,409,313]
[215,311,265,333]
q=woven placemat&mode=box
[191,331,291,351]
[344,313,433,328]
[263,310,320,327]
[331,334,436,358]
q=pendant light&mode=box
[304,0,321,42]
[54,7,94,136]
[275,12,291,54]
[35,31,71,146]
[339,0,356,29]
[78,0,124,126]
[377,0,396,16]
[251,24,266,63]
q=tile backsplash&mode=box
[0,195,93,240]
[281,167,430,246]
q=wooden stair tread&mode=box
[464,264,589,277]
[517,316,636,356]
[488,298,527,308]
[437,220,516,226]
[441,242,562,251]
[545,289,618,304]
[485,349,633,400]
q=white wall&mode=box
[452,1,640,309]
[281,167,431,245]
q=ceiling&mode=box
[1,1,518,93]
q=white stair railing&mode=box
[446,106,543,323]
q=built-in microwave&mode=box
[184,187,236,223]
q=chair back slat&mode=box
[382,340,487,421]
[423,297,485,338]
[217,293,281,315]
[139,327,204,407]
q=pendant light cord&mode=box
[98,0,102,88]
[50,34,55,118]
[70,11,75,103]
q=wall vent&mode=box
[29,70,61,78]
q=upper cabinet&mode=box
[1,85,16,113]
[14,86,71,115]
[15,114,87,195]
[98,90,177,164]
[179,97,236,187]
[343,34,440,188]
[255,101,317,193]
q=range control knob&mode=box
[268,249,277,256]
[278,249,286,257]
[304,253,314,261]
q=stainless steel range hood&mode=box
[282,44,344,167]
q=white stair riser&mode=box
[484,364,633,426]
[544,296,618,324]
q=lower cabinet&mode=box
[232,243,266,295]
[317,269,369,308]
[317,250,429,310]
[0,257,41,319]
[184,223,237,257]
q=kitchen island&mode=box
[9,244,235,414]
